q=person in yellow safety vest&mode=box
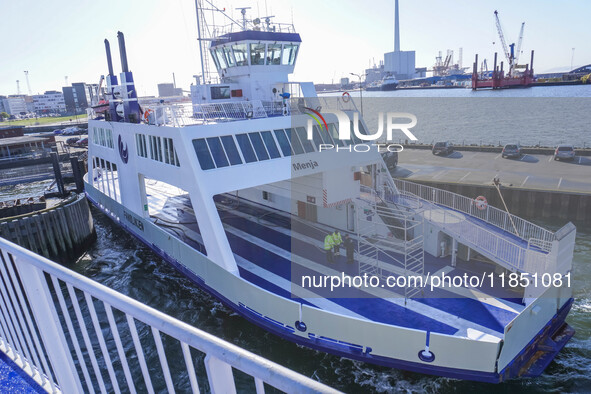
[324,232,334,263]
[333,230,343,258]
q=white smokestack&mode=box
[394,0,400,52]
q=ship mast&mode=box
[194,0,243,85]
[195,0,209,84]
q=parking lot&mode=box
[394,149,591,194]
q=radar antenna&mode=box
[236,7,251,30]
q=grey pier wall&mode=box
[0,194,95,262]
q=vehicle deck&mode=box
[144,182,527,340]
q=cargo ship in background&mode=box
[366,74,399,91]
[84,2,576,383]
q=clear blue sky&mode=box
[1,0,589,97]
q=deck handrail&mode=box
[393,178,555,250]
[387,180,551,273]
[0,236,337,393]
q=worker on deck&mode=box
[344,234,355,264]
[333,230,343,258]
[324,232,334,263]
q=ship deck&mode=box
[145,183,526,340]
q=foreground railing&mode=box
[0,237,336,393]
[393,178,555,250]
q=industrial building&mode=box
[1,96,27,116]
[33,91,66,114]
[62,82,94,114]
[158,83,183,97]
[365,0,418,84]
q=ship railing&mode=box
[392,179,555,274]
[393,178,555,250]
[0,236,336,394]
[193,100,268,123]
[212,22,296,37]
[143,100,270,126]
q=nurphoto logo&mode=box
[304,108,418,152]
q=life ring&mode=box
[342,91,351,103]
[144,108,153,123]
[474,196,488,210]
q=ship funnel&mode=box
[104,39,114,76]
[117,31,129,73]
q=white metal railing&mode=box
[143,101,270,127]
[0,237,337,394]
[193,100,268,123]
[389,180,552,273]
[393,178,555,249]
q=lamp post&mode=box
[350,72,365,117]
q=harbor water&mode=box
[2,85,591,392]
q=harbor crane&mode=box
[494,10,525,76]
[24,71,32,95]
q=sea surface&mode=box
[2,85,591,393]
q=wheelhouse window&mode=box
[222,46,236,67]
[233,43,248,66]
[266,44,282,65]
[281,44,299,65]
[210,49,220,69]
[250,43,266,65]
[214,47,228,69]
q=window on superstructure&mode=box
[350,120,364,145]
[162,137,179,166]
[273,129,292,156]
[193,138,215,170]
[311,125,326,147]
[206,137,230,168]
[99,128,106,146]
[107,129,114,148]
[210,86,231,100]
[266,44,282,65]
[328,123,344,147]
[136,134,148,158]
[149,135,162,161]
[250,43,266,65]
[214,47,228,69]
[210,49,220,70]
[156,137,163,162]
[235,133,257,163]
[223,46,236,67]
[295,127,315,153]
[247,132,270,161]
[285,128,304,155]
[260,131,281,159]
[220,135,243,165]
[281,44,299,65]
[232,44,248,66]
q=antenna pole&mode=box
[195,0,207,84]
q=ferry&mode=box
[84,6,576,383]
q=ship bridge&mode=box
[192,28,302,105]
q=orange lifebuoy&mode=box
[342,91,351,103]
[144,108,153,123]
[474,195,488,210]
